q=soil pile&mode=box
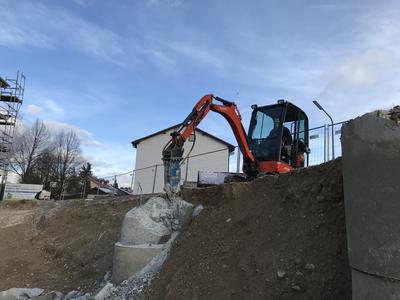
[146,159,351,299]
[0,197,138,293]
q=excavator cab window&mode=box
[248,101,309,168]
[248,106,284,162]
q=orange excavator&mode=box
[162,94,310,192]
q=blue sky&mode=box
[1,0,399,179]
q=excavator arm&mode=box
[162,94,256,193]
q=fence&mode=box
[106,121,349,196]
[307,121,348,166]
[105,146,232,195]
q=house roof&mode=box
[131,123,235,153]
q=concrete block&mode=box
[120,197,172,245]
[112,243,164,284]
[352,269,400,300]
[342,111,400,279]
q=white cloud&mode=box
[44,100,64,115]
[83,143,136,187]
[43,120,104,149]
[0,1,124,64]
[145,0,182,7]
[25,104,43,115]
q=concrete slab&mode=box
[112,243,165,284]
[352,269,400,300]
[342,111,400,279]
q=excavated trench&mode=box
[145,159,351,300]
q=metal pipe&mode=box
[323,124,327,162]
[327,124,330,161]
[185,158,189,182]
[152,164,158,194]
[236,148,241,173]
[130,171,135,191]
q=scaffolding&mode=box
[0,71,25,199]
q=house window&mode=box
[189,134,195,142]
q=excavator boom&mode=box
[162,94,256,193]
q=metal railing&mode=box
[307,121,348,166]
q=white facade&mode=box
[132,126,233,194]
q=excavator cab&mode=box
[248,100,309,173]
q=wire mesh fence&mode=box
[307,121,348,166]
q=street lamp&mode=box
[313,100,335,160]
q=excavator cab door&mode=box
[283,103,309,168]
[248,101,309,173]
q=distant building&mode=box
[87,176,130,198]
[131,124,235,194]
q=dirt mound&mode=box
[146,159,351,300]
[0,197,139,293]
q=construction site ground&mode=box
[0,159,351,299]
[0,196,139,293]
[146,159,351,299]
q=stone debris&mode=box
[291,285,301,291]
[31,291,64,300]
[91,196,190,299]
[277,270,286,278]
[192,204,204,217]
[64,290,78,299]
[0,287,43,300]
[305,263,315,270]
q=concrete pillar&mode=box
[341,109,400,299]
[112,196,193,284]
[112,243,164,284]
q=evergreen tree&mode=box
[79,162,93,197]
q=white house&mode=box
[131,124,235,194]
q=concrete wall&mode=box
[133,128,231,194]
[341,110,400,299]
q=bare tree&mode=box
[52,130,83,197]
[10,120,50,183]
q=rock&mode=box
[0,288,44,300]
[92,283,113,300]
[292,285,301,291]
[277,270,286,278]
[295,271,304,276]
[192,204,204,217]
[305,263,315,270]
[32,291,64,300]
[64,290,78,299]
[120,197,173,245]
